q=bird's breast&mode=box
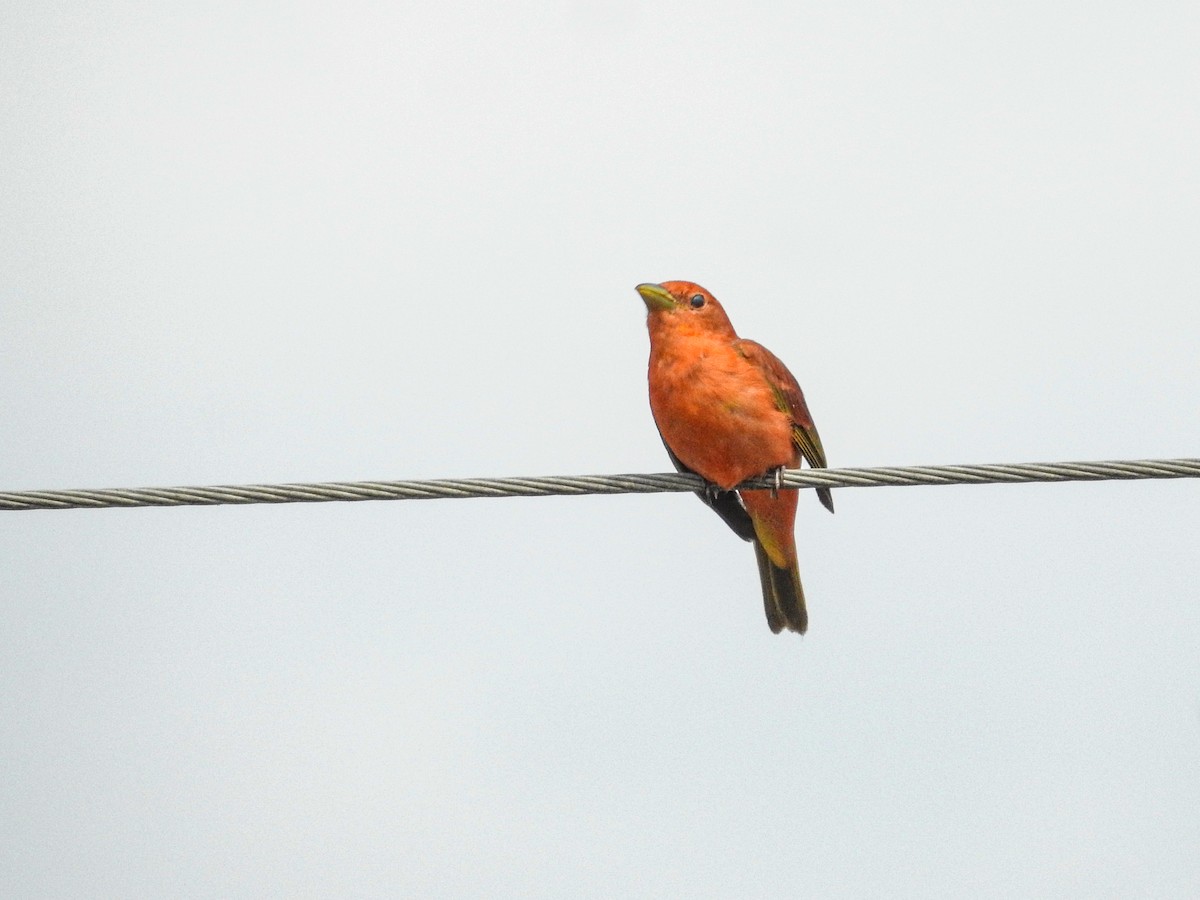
[648,340,797,490]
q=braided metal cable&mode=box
[1,458,1197,512]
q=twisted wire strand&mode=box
[1,458,1197,512]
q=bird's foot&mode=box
[769,465,785,498]
[702,480,724,504]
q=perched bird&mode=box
[637,281,833,634]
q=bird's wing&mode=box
[658,429,757,542]
[736,339,835,514]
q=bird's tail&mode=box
[754,539,807,635]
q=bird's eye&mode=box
[689,294,705,308]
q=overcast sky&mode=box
[3,2,1199,897]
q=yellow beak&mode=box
[636,283,676,313]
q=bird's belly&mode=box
[650,358,796,490]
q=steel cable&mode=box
[2,458,1197,512]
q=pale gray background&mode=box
[3,2,1199,897]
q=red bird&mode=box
[637,281,833,634]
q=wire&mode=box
[1,458,1197,512]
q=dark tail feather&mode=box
[817,486,835,514]
[754,541,808,634]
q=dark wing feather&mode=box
[736,339,835,514]
[658,432,757,542]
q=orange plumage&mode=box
[637,281,833,634]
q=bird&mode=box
[636,280,833,634]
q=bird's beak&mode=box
[636,283,676,313]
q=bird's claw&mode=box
[702,480,724,504]
[770,466,784,498]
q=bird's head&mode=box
[636,281,736,337]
